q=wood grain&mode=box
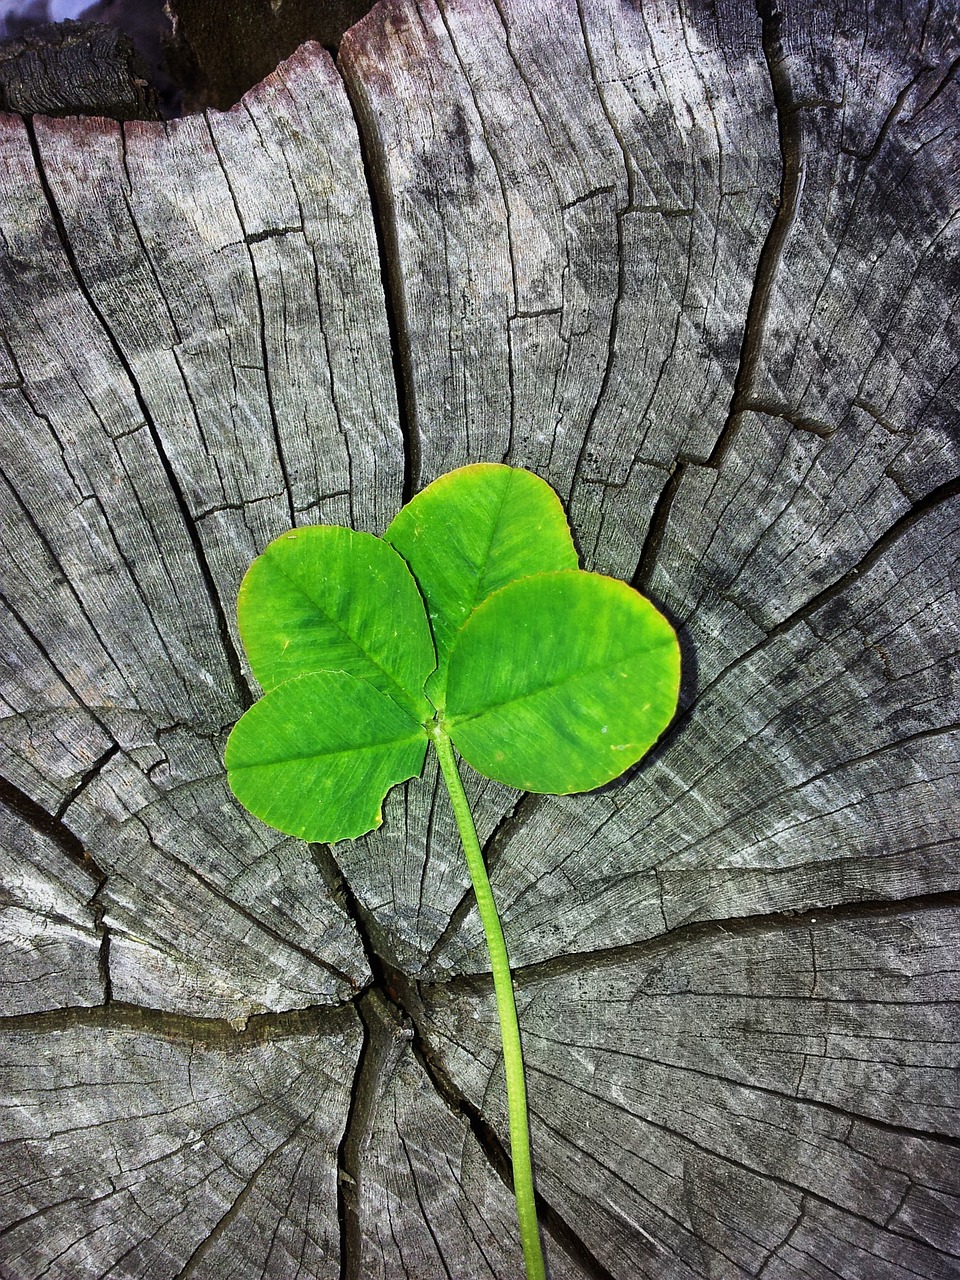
[0,1007,361,1277]
[1,0,957,1275]
[423,906,960,1277]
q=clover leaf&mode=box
[225,464,681,1280]
[445,568,680,793]
[384,462,578,704]
[237,525,435,718]
[225,671,427,843]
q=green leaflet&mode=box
[445,570,680,793]
[385,463,578,704]
[225,671,428,843]
[238,525,435,721]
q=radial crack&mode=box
[172,1121,308,1280]
[403,975,619,1280]
[707,0,805,471]
[22,118,252,714]
[0,773,105,882]
[426,888,960,992]
[0,998,359,1045]
[54,744,120,821]
[336,41,420,504]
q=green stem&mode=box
[433,729,546,1280]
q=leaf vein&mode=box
[266,552,432,717]
[229,731,426,771]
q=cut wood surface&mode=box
[0,1,957,1277]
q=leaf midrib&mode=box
[464,469,514,622]
[428,468,513,669]
[447,637,676,727]
[267,554,432,717]
[228,729,426,772]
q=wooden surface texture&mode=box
[0,0,958,1276]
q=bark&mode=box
[0,1,957,1277]
[0,19,159,117]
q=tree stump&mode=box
[1,1,958,1276]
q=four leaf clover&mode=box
[225,463,680,1280]
[226,463,680,840]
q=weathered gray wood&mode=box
[0,0,958,1275]
[0,45,396,1018]
[0,800,103,1013]
[0,1006,361,1276]
[345,992,591,1278]
[65,739,369,1019]
[423,907,960,1277]
[340,0,780,574]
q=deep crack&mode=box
[22,117,253,715]
[707,0,805,472]
[337,34,421,508]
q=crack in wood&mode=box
[335,993,374,1280]
[0,773,105,884]
[337,44,420,507]
[21,117,253,715]
[130,812,365,992]
[430,888,960,992]
[632,462,687,594]
[705,0,805,474]
[91,879,113,1005]
[738,399,838,437]
[312,837,618,1277]
[53,743,121,822]
[755,1193,810,1278]
[399,975,620,1280]
[0,998,358,1046]
[201,114,297,531]
[172,1119,309,1279]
